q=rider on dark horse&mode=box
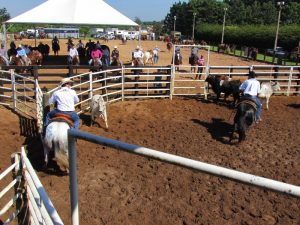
[239,71,262,122]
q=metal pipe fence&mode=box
[67,129,300,225]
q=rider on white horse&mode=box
[43,78,80,136]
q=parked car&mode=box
[266,47,287,57]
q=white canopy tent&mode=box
[2,0,139,47]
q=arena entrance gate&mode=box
[171,44,211,99]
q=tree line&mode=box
[163,0,300,50]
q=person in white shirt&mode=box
[153,46,160,64]
[0,44,9,66]
[68,44,79,64]
[132,46,144,65]
[44,78,80,133]
[239,71,262,122]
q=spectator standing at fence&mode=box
[196,55,205,80]
[239,71,262,123]
[0,43,9,66]
[44,78,80,135]
[153,46,160,64]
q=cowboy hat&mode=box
[136,45,140,50]
[114,45,118,49]
[60,78,74,86]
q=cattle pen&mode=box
[0,59,300,224]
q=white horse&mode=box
[43,121,69,172]
[259,81,281,110]
[90,94,108,129]
[143,50,154,65]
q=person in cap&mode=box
[132,45,144,65]
[239,71,262,122]
[67,43,79,65]
[16,44,31,66]
[0,43,9,66]
[44,78,80,134]
[111,45,119,59]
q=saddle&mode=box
[236,97,258,112]
[49,113,74,128]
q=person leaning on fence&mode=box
[0,43,9,66]
[88,45,102,66]
[43,78,80,136]
[239,71,262,123]
[196,55,205,80]
[16,44,31,66]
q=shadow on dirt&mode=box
[287,103,300,109]
[192,118,233,144]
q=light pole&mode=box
[174,16,177,32]
[274,1,285,51]
[192,12,196,40]
[221,7,228,44]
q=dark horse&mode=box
[172,51,182,71]
[230,99,257,142]
[189,54,198,73]
[205,74,241,105]
[166,42,172,52]
[132,58,144,95]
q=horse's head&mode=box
[10,56,22,66]
[133,58,143,67]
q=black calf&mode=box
[205,74,241,104]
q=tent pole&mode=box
[138,26,141,48]
[34,26,37,47]
[2,23,7,50]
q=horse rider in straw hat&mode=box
[43,78,80,136]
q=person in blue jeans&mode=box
[44,78,80,133]
[239,71,262,122]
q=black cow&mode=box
[205,74,241,104]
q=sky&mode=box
[1,0,187,22]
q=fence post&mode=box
[89,72,93,100]
[170,65,175,100]
[68,131,79,225]
[11,153,29,225]
[287,67,293,96]
[204,65,210,100]
[10,69,16,111]
[121,66,125,101]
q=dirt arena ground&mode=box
[1,39,300,225]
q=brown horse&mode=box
[167,42,172,52]
[132,58,144,95]
[68,56,80,65]
[172,51,182,71]
[189,54,198,73]
[9,56,26,73]
[28,50,43,65]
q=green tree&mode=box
[0,7,10,23]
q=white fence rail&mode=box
[0,147,64,225]
[2,64,300,132]
[67,129,300,225]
